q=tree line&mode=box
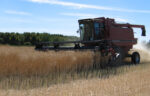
[0,32,79,46]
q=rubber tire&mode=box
[131,52,140,64]
[108,47,123,66]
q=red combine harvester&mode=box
[35,17,146,66]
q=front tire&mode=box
[108,47,123,66]
[131,52,140,64]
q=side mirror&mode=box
[76,29,80,34]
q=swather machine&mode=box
[35,17,146,66]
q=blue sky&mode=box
[0,0,150,41]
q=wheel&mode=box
[108,47,124,66]
[74,44,80,49]
[131,52,140,64]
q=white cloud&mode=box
[115,18,128,23]
[61,13,97,18]
[28,0,150,13]
[61,12,129,23]
[5,10,32,16]
[0,17,33,23]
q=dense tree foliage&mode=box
[0,32,79,46]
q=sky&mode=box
[0,0,150,41]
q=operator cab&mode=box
[79,18,105,41]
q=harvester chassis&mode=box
[35,17,145,66]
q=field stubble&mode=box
[0,45,95,76]
[0,45,114,89]
[0,44,150,95]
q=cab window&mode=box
[94,22,104,40]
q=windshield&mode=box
[79,23,93,41]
